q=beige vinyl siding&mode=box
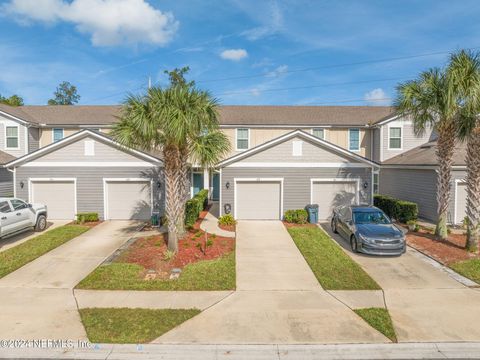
[240,137,360,163]
[39,127,111,147]
[328,128,370,157]
[221,167,372,217]
[28,127,40,152]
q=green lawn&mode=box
[76,252,235,291]
[286,226,380,290]
[354,308,397,342]
[450,259,480,284]
[79,308,200,343]
[0,224,90,278]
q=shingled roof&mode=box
[0,104,396,127]
[383,141,467,166]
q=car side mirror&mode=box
[28,203,32,208]
[348,220,353,226]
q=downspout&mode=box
[6,166,15,197]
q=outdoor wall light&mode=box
[20,181,24,189]
[224,203,232,214]
[363,181,369,189]
[225,181,230,189]
[156,181,162,189]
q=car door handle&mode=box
[1,216,6,220]
[16,212,21,216]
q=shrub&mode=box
[185,190,209,227]
[218,214,236,226]
[284,209,308,224]
[76,212,99,223]
[374,195,418,223]
[163,249,175,261]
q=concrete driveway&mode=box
[321,223,480,342]
[0,221,140,340]
[156,221,388,344]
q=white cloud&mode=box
[240,0,283,40]
[364,88,390,105]
[266,64,288,77]
[3,0,179,47]
[220,49,248,61]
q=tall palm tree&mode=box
[395,67,460,240]
[112,85,230,252]
[449,50,480,252]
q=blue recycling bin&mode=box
[306,204,319,224]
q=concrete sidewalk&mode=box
[3,342,480,359]
[200,203,235,238]
[154,221,388,344]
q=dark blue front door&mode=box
[192,173,204,196]
[212,173,220,201]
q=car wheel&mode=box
[331,219,338,234]
[35,215,47,232]
[350,236,358,253]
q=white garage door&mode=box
[106,180,151,220]
[31,180,76,219]
[236,181,281,220]
[311,180,358,220]
[456,182,467,224]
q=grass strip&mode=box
[354,307,397,342]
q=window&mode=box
[389,127,402,149]
[236,128,249,150]
[373,173,379,194]
[312,128,325,139]
[53,128,64,142]
[292,140,303,156]
[10,199,28,210]
[0,201,11,213]
[349,128,360,151]
[84,140,95,156]
[6,126,18,149]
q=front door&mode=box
[192,173,204,197]
[212,173,220,201]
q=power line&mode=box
[304,97,392,106]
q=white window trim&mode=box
[372,170,380,197]
[52,128,64,143]
[454,179,467,225]
[310,178,361,206]
[311,127,326,140]
[235,128,250,151]
[28,178,77,218]
[348,128,360,152]
[233,178,284,220]
[387,124,403,150]
[103,178,153,220]
[5,125,20,150]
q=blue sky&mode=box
[1,0,479,106]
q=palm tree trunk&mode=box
[435,122,456,240]
[163,145,182,252]
[176,147,190,237]
[466,126,480,252]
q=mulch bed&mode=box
[218,223,236,232]
[115,207,235,279]
[68,220,103,228]
[406,228,479,265]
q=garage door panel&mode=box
[31,181,75,220]
[236,181,281,220]
[312,181,357,220]
[106,181,151,220]
[456,182,467,224]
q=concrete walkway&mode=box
[0,221,141,340]
[0,220,70,253]
[321,223,480,343]
[155,221,388,344]
[200,202,235,238]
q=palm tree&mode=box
[449,50,480,252]
[112,85,230,252]
[395,66,461,240]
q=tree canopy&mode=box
[0,94,24,106]
[48,81,80,105]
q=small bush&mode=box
[163,249,175,261]
[284,209,308,224]
[76,212,99,223]
[206,239,213,247]
[218,214,236,226]
[374,195,418,223]
[185,190,209,227]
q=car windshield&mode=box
[353,211,390,224]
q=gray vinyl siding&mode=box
[241,137,360,163]
[39,137,144,162]
[15,166,164,219]
[28,127,40,152]
[221,167,372,217]
[381,120,435,161]
[379,168,438,221]
[0,168,13,197]
[372,128,381,162]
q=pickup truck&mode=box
[0,198,48,238]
